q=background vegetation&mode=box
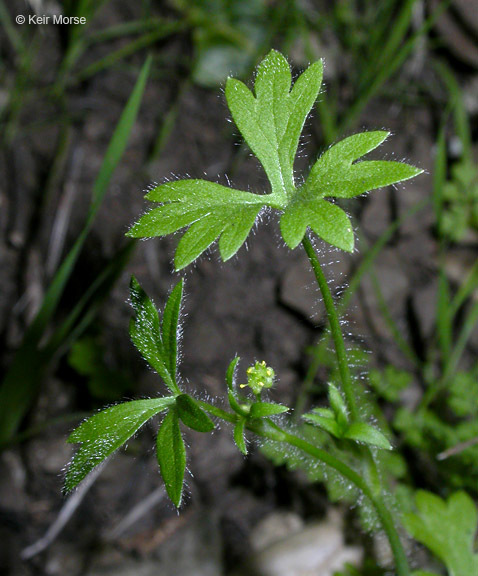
[0,1,477,575]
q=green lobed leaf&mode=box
[226,50,323,201]
[281,199,354,251]
[305,131,422,199]
[233,419,247,455]
[403,490,478,576]
[161,280,183,380]
[129,277,178,394]
[249,401,289,418]
[343,422,392,450]
[65,397,174,493]
[176,394,215,433]
[280,131,422,251]
[157,408,186,507]
[128,180,263,269]
[127,52,423,265]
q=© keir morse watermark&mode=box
[16,14,87,25]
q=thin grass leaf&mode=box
[45,242,135,356]
[434,60,472,161]
[0,57,151,443]
[437,271,453,369]
[65,397,174,492]
[157,408,186,507]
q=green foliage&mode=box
[226,50,324,201]
[176,394,215,433]
[368,366,412,403]
[439,161,478,242]
[0,57,151,444]
[448,368,478,418]
[157,407,186,507]
[68,336,131,400]
[66,278,199,507]
[128,50,421,268]
[176,0,269,87]
[403,491,478,576]
[129,276,183,395]
[65,397,174,493]
[303,383,392,450]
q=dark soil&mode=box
[1,1,477,575]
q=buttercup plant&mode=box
[65,51,436,575]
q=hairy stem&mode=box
[253,419,410,576]
[301,235,358,420]
[197,397,410,576]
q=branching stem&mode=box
[197,397,410,576]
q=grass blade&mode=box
[0,57,152,443]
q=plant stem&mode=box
[249,418,410,576]
[198,398,410,576]
[301,236,359,420]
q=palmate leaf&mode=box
[65,397,174,493]
[129,51,422,267]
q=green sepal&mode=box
[225,357,250,416]
[157,407,186,507]
[249,402,289,418]
[226,356,240,392]
[65,397,174,493]
[176,394,215,433]
[233,419,247,455]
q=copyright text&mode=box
[16,14,87,25]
